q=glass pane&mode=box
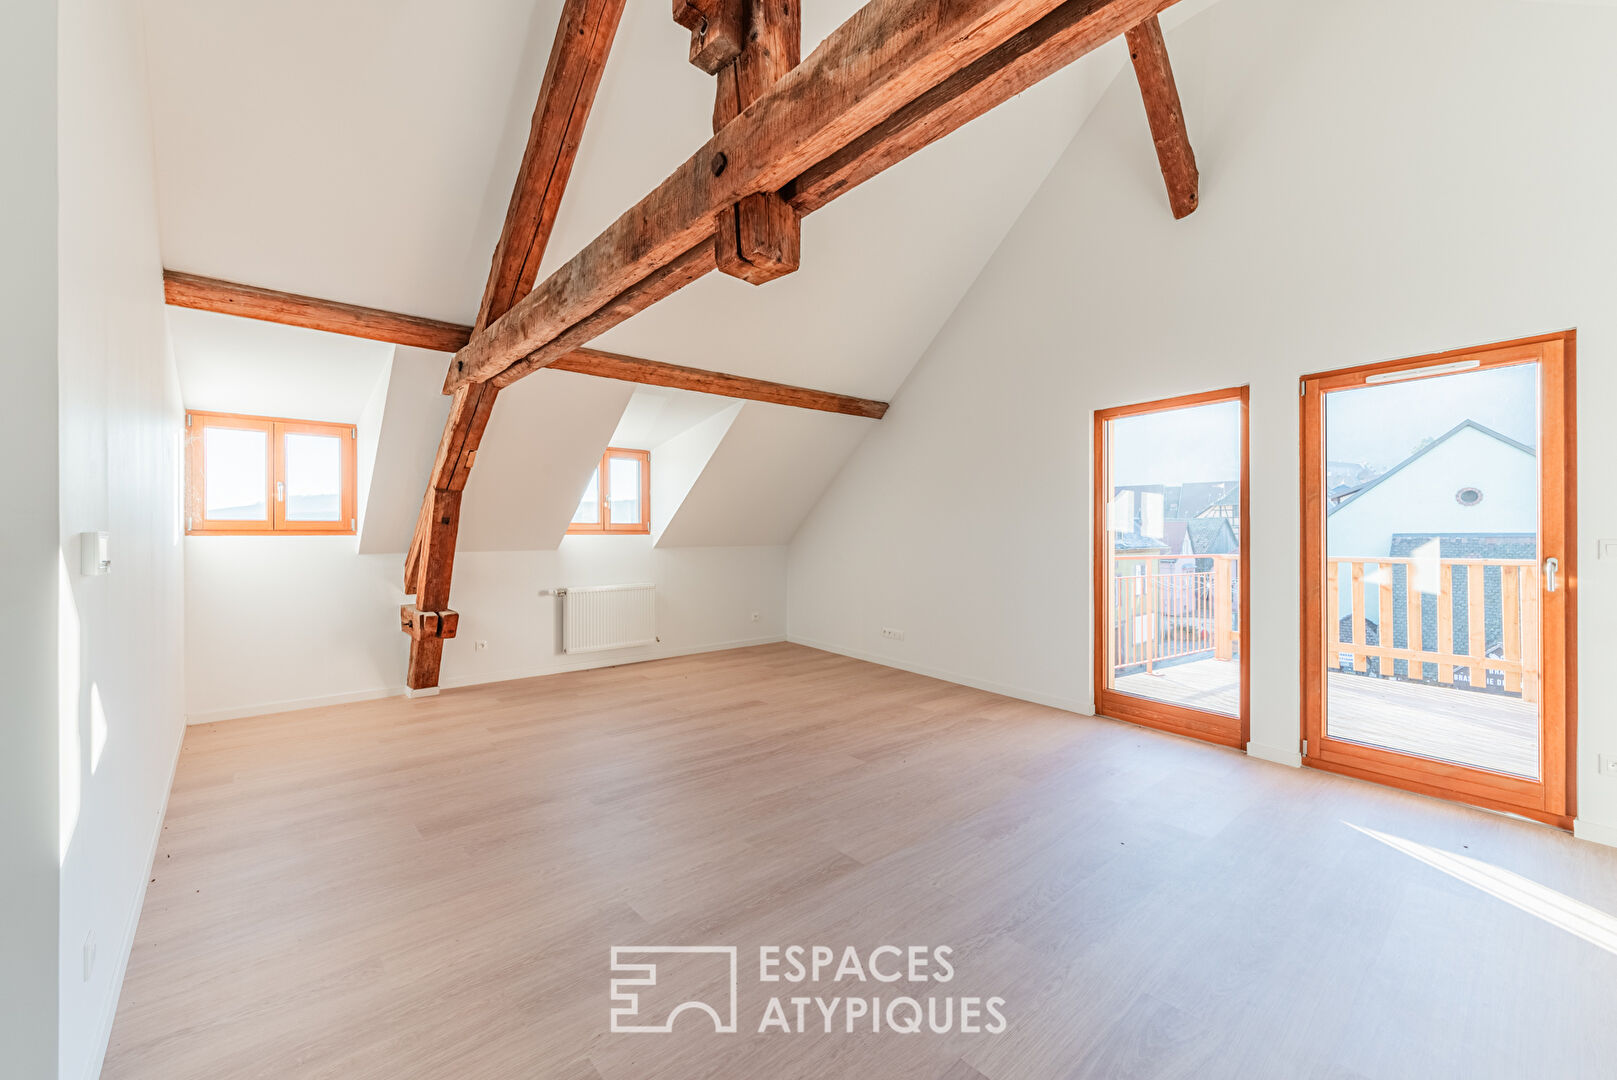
[573,468,600,524]
[203,426,268,521]
[608,456,642,525]
[1323,363,1541,778]
[1104,400,1242,718]
[283,433,343,521]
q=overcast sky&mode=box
[1106,364,1539,490]
[1325,363,1539,470]
[1110,400,1242,487]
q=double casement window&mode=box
[185,412,357,535]
[568,448,650,535]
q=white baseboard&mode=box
[187,685,402,725]
[786,635,1093,716]
[82,716,185,1080]
[1246,741,1303,768]
[402,685,439,699]
[1573,818,1617,849]
[186,636,788,724]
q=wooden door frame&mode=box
[1094,386,1251,749]
[1299,331,1577,828]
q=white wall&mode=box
[787,0,1617,832]
[1,1,61,1075]
[185,541,786,722]
[55,2,189,1077]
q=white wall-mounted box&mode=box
[81,531,111,576]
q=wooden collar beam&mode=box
[442,0,1179,395]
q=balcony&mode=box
[1108,553,1539,777]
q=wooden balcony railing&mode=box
[1327,556,1540,703]
[1111,554,1239,675]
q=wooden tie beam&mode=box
[163,270,471,353]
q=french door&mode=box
[1300,333,1577,826]
[1094,387,1250,748]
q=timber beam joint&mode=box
[401,605,460,641]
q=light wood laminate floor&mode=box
[106,644,1617,1080]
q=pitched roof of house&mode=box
[1327,420,1534,516]
[1185,518,1238,555]
[1113,531,1171,553]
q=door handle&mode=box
[1545,556,1559,593]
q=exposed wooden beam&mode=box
[787,0,1177,214]
[405,0,629,689]
[474,0,628,333]
[712,0,802,284]
[406,0,1174,689]
[673,0,745,74]
[444,0,1175,394]
[163,270,472,353]
[1124,14,1198,219]
[164,269,878,421]
[549,349,889,419]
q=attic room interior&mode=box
[6,0,1617,1077]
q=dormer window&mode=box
[569,448,650,534]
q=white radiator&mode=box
[558,583,657,654]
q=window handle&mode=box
[1544,556,1559,594]
[276,481,284,503]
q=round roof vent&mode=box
[1455,486,1484,507]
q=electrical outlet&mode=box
[83,932,96,982]
[751,611,760,622]
[474,640,488,652]
[1599,754,1617,778]
[880,627,906,641]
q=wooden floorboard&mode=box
[1116,658,1539,776]
[105,644,1617,1079]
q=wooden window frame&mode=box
[185,411,358,536]
[567,447,651,535]
[1300,332,1577,829]
[1093,386,1251,750]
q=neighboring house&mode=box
[1326,421,1538,685]
[1327,420,1536,558]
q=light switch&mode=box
[1599,539,1617,561]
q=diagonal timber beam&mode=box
[786,0,1177,214]
[444,0,1178,394]
[405,0,627,689]
[1124,14,1198,219]
[475,0,628,332]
